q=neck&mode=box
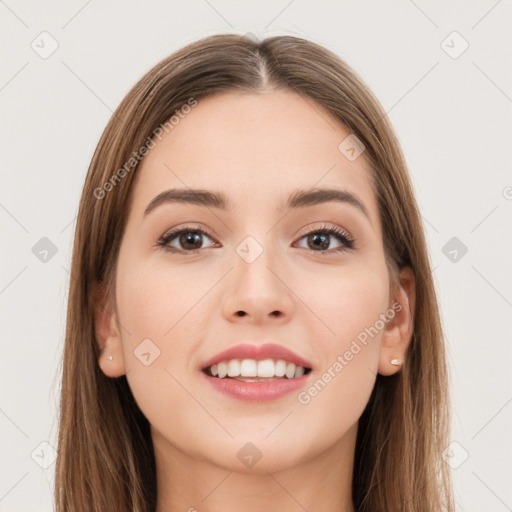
[153,424,357,512]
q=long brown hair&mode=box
[54,33,454,511]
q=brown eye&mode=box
[157,227,217,253]
[178,231,204,250]
[295,224,355,254]
[305,232,331,251]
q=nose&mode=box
[221,242,295,325]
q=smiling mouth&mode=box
[202,358,313,381]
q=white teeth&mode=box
[240,359,258,377]
[206,358,308,379]
[285,363,296,379]
[257,359,275,378]
[275,359,287,377]
[217,362,228,378]
[227,359,241,377]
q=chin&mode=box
[200,436,314,475]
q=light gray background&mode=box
[1,1,511,511]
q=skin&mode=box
[95,89,415,512]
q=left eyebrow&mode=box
[144,186,370,221]
[283,187,370,220]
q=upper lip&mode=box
[200,343,314,371]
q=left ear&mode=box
[378,266,416,376]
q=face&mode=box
[100,89,409,474]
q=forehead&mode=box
[130,90,379,228]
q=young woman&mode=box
[54,33,454,512]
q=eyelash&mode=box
[155,223,355,256]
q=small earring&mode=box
[390,357,401,366]
[107,354,113,361]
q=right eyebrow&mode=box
[144,188,233,217]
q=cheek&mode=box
[116,255,209,346]
[293,265,387,427]
[301,259,389,351]
[115,262,200,438]
[113,260,181,395]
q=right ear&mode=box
[92,281,127,377]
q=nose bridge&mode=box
[221,229,294,322]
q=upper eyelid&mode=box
[160,222,351,236]
[159,222,353,246]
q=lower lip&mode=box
[200,371,311,402]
